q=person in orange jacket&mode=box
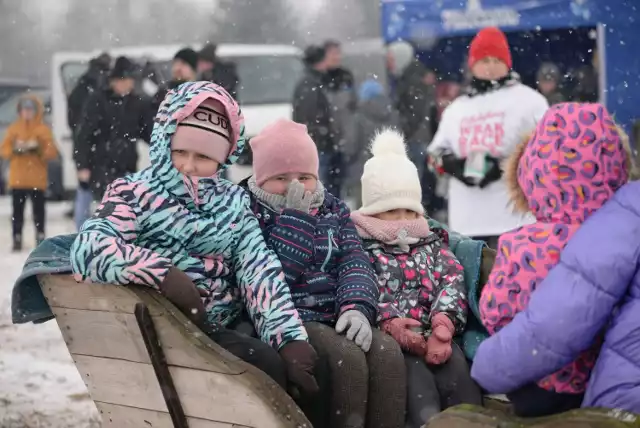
[1,95,58,251]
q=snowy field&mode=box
[0,199,100,427]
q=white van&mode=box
[51,43,303,193]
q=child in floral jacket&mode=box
[351,129,482,428]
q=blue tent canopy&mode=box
[381,0,640,132]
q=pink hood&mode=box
[513,102,630,224]
[480,103,631,394]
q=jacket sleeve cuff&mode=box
[340,303,376,325]
[274,326,309,350]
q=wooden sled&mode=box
[38,274,311,428]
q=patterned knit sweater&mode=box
[240,179,379,324]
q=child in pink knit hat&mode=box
[239,118,406,428]
[350,128,482,428]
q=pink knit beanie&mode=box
[171,99,231,164]
[250,119,319,186]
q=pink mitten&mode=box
[380,318,428,356]
[425,313,454,365]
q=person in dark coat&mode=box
[348,79,400,206]
[322,40,355,96]
[292,46,341,197]
[75,56,150,200]
[321,40,358,199]
[67,52,111,133]
[147,48,199,127]
[66,52,111,225]
[387,41,439,209]
[197,43,240,99]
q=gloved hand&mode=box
[441,154,476,187]
[13,140,39,155]
[478,156,503,188]
[380,317,428,356]
[335,310,373,352]
[426,313,455,365]
[159,267,207,328]
[285,179,314,213]
[278,340,319,395]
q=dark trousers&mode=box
[12,189,46,240]
[206,323,287,389]
[303,322,406,428]
[404,344,482,428]
[507,383,583,417]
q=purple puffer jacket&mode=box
[471,181,640,413]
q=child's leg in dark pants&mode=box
[30,190,46,238]
[206,327,287,388]
[366,329,406,428]
[11,189,27,247]
[404,354,441,428]
[430,344,483,409]
[507,383,583,417]
[305,321,368,428]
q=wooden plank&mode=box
[55,308,242,374]
[74,355,305,427]
[96,402,236,428]
[74,355,167,413]
[40,274,162,315]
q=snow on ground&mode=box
[0,199,100,428]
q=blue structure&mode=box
[381,0,640,132]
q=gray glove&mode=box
[335,310,372,352]
[285,179,313,213]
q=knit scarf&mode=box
[351,211,431,252]
[247,176,326,212]
[466,70,521,97]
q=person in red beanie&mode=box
[238,119,406,428]
[427,26,549,249]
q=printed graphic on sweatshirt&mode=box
[458,111,505,157]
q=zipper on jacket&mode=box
[320,229,334,272]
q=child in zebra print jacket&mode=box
[70,82,318,395]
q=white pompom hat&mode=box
[358,128,424,216]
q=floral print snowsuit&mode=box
[364,229,468,334]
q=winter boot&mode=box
[36,232,45,246]
[12,234,22,252]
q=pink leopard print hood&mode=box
[506,102,635,221]
[480,103,631,395]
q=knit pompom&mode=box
[370,128,407,157]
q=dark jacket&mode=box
[67,62,110,132]
[239,178,379,325]
[199,61,240,99]
[324,67,355,94]
[292,68,335,153]
[75,87,150,197]
[395,61,437,145]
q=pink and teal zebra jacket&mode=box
[70,82,308,349]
